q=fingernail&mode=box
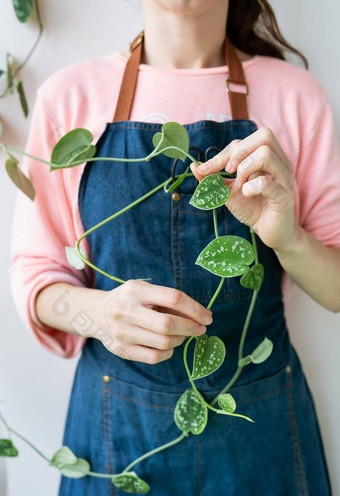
[199,325,207,333]
[225,161,232,172]
[203,314,213,325]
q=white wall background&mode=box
[0,1,339,495]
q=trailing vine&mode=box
[0,0,43,129]
[0,122,273,493]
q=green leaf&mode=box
[164,167,189,193]
[5,154,36,200]
[6,54,13,91]
[250,337,273,364]
[218,393,236,413]
[16,81,29,117]
[50,446,78,468]
[195,236,255,277]
[0,439,19,457]
[50,446,90,479]
[50,129,96,170]
[12,0,33,22]
[174,389,208,435]
[59,458,90,479]
[112,472,150,494]
[189,173,230,210]
[152,122,189,161]
[238,355,252,367]
[240,263,264,290]
[191,334,226,380]
[65,245,88,270]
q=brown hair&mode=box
[227,0,308,69]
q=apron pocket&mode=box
[102,375,200,495]
[197,364,308,496]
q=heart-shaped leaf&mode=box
[195,236,255,277]
[240,263,264,290]
[218,394,236,413]
[58,458,91,479]
[164,167,189,193]
[112,472,150,494]
[189,174,230,210]
[65,245,88,270]
[50,446,78,468]
[250,337,273,364]
[174,389,208,435]
[17,81,29,117]
[0,439,19,457]
[191,335,226,380]
[12,0,33,22]
[5,154,36,201]
[50,129,96,170]
[50,446,90,479]
[152,122,189,161]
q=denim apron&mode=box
[58,35,331,496]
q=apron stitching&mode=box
[287,372,309,496]
[102,386,115,496]
[235,382,288,404]
[197,435,202,496]
[179,211,214,216]
[178,200,183,290]
[104,389,176,410]
[189,292,251,302]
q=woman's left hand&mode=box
[190,127,297,251]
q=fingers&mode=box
[108,341,175,365]
[136,280,213,326]
[126,305,207,337]
[234,145,293,193]
[193,128,293,179]
[242,175,294,210]
[191,140,242,176]
[113,322,187,349]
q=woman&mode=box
[10,0,340,494]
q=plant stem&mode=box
[250,228,259,264]
[123,433,187,474]
[207,276,225,311]
[210,230,260,406]
[213,209,219,238]
[0,0,43,99]
[182,277,225,413]
[0,411,50,463]
[75,175,183,284]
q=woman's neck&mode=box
[141,1,229,69]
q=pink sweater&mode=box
[9,51,340,358]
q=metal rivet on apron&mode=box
[172,192,181,201]
[286,365,291,374]
[103,375,110,383]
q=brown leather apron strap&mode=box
[113,31,144,122]
[113,30,249,122]
[225,37,249,120]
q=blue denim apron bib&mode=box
[58,35,331,496]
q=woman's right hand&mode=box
[91,279,213,364]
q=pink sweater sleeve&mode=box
[295,96,340,247]
[9,91,93,358]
